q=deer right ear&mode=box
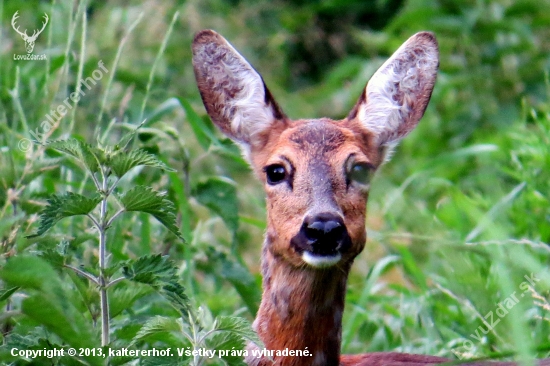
[348,32,439,147]
[192,30,286,157]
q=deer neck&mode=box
[249,242,351,366]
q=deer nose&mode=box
[291,213,351,266]
[303,215,346,247]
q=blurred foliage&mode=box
[0,0,550,364]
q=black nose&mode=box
[291,212,351,256]
[303,214,345,243]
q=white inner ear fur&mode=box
[357,33,438,147]
[197,37,278,158]
[225,55,276,146]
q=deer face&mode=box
[192,30,438,269]
[248,118,382,268]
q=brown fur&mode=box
[192,29,549,366]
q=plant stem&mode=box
[98,174,110,346]
[99,228,109,346]
[64,265,99,285]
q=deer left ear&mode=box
[192,30,287,160]
[348,32,439,147]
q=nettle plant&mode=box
[1,132,260,365]
[26,135,182,347]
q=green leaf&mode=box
[0,286,19,301]
[201,247,260,314]
[108,149,175,178]
[114,119,146,151]
[40,247,66,269]
[66,270,97,312]
[132,315,181,344]
[146,97,182,126]
[122,254,176,285]
[22,295,84,342]
[202,316,261,366]
[141,357,190,366]
[109,285,153,318]
[206,332,246,366]
[159,281,192,318]
[27,192,101,238]
[40,240,69,269]
[397,246,428,291]
[123,255,192,317]
[179,97,214,150]
[45,139,103,174]
[1,255,62,291]
[120,186,183,239]
[0,257,97,353]
[1,331,77,365]
[214,316,262,346]
[220,259,260,315]
[193,177,239,234]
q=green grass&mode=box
[1,0,550,365]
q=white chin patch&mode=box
[302,251,342,268]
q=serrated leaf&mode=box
[132,316,181,344]
[108,149,175,178]
[193,178,239,234]
[39,240,69,270]
[120,186,183,239]
[104,262,124,278]
[109,285,153,318]
[206,332,246,366]
[122,254,176,284]
[119,186,165,211]
[40,247,66,269]
[159,282,192,318]
[123,255,192,317]
[214,316,262,346]
[27,192,101,238]
[45,139,103,174]
[4,331,45,349]
[1,331,81,365]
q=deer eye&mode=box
[348,162,373,185]
[265,164,286,185]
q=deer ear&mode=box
[348,32,439,147]
[192,30,286,157]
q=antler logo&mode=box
[11,11,49,54]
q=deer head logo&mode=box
[11,11,49,54]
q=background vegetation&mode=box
[1,0,550,364]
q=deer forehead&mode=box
[253,119,378,172]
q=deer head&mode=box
[192,30,439,272]
[12,11,49,54]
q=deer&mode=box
[11,11,49,53]
[192,30,550,366]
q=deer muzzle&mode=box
[290,212,352,268]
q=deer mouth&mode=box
[302,251,342,268]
